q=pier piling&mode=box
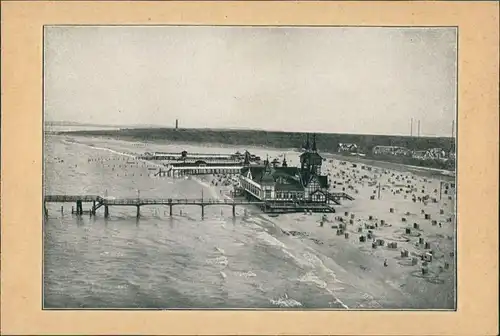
[136,206,140,218]
[104,205,109,218]
[201,205,205,219]
[76,200,83,215]
[232,205,236,217]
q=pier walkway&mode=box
[44,194,342,218]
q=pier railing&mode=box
[100,198,266,206]
[43,193,341,217]
[44,195,101,202]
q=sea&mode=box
[43,126,456,310]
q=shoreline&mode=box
[53,133,455,180]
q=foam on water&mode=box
[236,271,257,278]
[270,293,303,308]
[256,231,287,249]
[206,255,229,267]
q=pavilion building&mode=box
[239,134,330,203]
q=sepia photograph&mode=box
[43,25,457,310]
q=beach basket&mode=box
[423,253,433,262]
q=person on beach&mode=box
[384,259,388,267]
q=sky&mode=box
[44,26,457,137]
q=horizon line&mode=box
[45,121,454,139]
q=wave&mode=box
[62,138,165,169]
[298,271,328,289]
[270,293,303,308]
[235,271,257,278]
[206,255,229,267]
[256,231,287,249]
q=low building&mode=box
[424,148,447,160]
[338,143,358,153]
[372,145,411,157]
[412,150,428,160]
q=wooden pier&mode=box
[43,194,341,218]
[155,166,243,178]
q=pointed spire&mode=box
[305,134,310,151]
[262,155,274,184]
[312,134,317,152]
[282,154,288,167]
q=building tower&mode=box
[175,119,179,129]
[300,133,323,183]
[310,134,322,175]
[312,133,317,152]
[261,158,275,199]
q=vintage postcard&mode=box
[1,1,498,335]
